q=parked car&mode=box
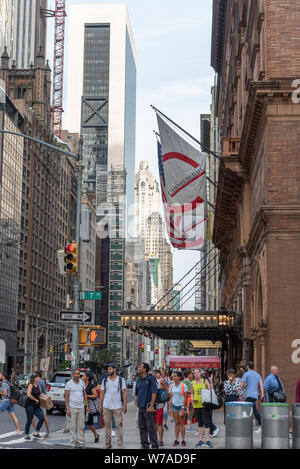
[15,374,31,389]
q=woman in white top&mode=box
[168,371,188,448]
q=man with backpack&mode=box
[99,363,127,449]
[135,362,159,449]
[0,371,22,434]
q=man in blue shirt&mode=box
[135,362,159,449]
[264,366,285,402]
[241,362,265,432]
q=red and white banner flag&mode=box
[156,113,207,251]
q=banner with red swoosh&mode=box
[156,113,207,250]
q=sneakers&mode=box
[205,441,213,448]
[164,424,168,430]
[289,432,293,439]
[195,440,205,448]
[211,427,219,437]
[24,435,31,441]
[173,440,180,447]
[33,433,42,439]
[255,427,262,433]
[111,430,116,437]
[95,434,99,443]
[181,440,186,447]
[159,440,164,446]
[103,443,112,449]
[186,427,194,432]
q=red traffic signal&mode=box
[65,242,78,274]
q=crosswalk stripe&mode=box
[0,437,27,445]
[0,432,45,445]
[0,431,23,439]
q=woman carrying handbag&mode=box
[24,374,44,440]
[223,369,242,424]
[82,372,99,443]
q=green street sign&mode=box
[80,291,102,300]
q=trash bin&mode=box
[262,403,289,449]
[292,404,300,449]
[225,401,253,449]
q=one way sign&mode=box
[60,311,92,323]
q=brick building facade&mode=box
[211,0,300,402]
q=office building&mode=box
[0,0,47,69]
[134,161,160,239]
[65,3,136,360]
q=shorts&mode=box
[0,399,15,414]
[194,407,210,428]
[155,407,164,425]
[172,404,187,413]
[86,412,94,426]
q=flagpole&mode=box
[151,105,221,161]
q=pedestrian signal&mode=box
[78,326,106,346]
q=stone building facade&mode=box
[211,0,300,401]
[0,47,77,372]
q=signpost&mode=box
[80,291,102,300]
[40,357,50,372]
[59,311,92,323]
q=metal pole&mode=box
[31,326,34,373]
[72,136,83,370]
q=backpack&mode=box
[103,375,124,404]
[10,385,21,404]
[171,382,185,395]
[156,388,170,404]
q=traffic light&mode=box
[79,327,88,345]
[64,344,68,353]
[50,345,53,353]
[139,342,144,352]
[154,346,159,355]
[64,242,79,274]
[78,326,106,346]
[88,327,105,345]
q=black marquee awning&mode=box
[121,311,242,342]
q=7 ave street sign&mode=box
[60,311,92,323]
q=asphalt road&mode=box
[0,389,135,449]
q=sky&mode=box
[47,0,215,310]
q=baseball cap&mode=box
[106,363,118,369]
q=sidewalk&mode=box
[40,402,264,449]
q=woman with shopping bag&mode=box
[191,369,213,448]
[82,372,99,443]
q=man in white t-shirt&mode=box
[65,369,89,449]
[99,363,127,449]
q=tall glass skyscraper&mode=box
[0,0,47,68]
[66,4,136,360]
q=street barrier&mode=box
[225,401,253,449]
[262,403,290,449]
[292,403,300,449]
